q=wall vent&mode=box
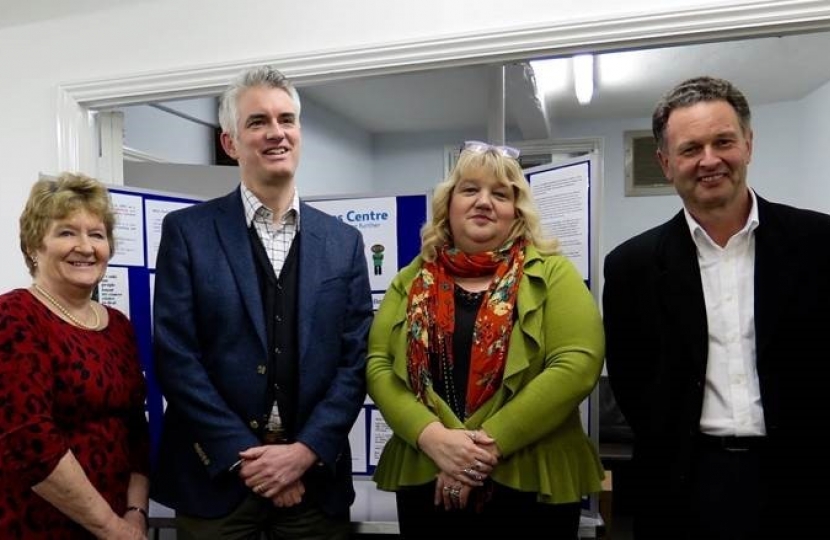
[624,130,674,196]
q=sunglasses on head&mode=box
[461,140,521,159]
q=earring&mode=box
[30,255,38,268]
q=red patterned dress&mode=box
[0,289,150,539]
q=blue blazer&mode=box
[150,187,373,519]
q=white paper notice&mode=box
[530,161,590,280]
[98,266,130,317]
[369,408,393,467]
[110,192,144,267]
[349,409,368,474]
[144,199,192,270]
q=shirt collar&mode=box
[683,188,760,245]
[240,184,301,230]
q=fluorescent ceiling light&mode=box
[529,58,569,98]
[573,54,594,105]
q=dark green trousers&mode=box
[176,493,350,540]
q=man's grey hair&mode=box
[652,76,751,151]
[218,65,302,138]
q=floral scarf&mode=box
[406,238,526,418]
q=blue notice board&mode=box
[101,186,427,467]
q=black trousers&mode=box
[688,436,768,540]
[395,481,582,540]
[634,436,820,540]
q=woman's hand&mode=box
[417,422,499,486]
[121,509,147,536]
[470,428,502,462]
[31,452,148,540]
[97,513,147,540]
[434,471,473,510]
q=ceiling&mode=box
[0,0,158,29]
[299,30,830,137]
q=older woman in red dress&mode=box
[0,173,149,539]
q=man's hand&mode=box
[270,479,305,507]
[238,442,317,499]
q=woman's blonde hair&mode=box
[420,148,559,262]
[19,173,116,276]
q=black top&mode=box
[430,285,484,420]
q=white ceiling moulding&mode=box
[57,0,830,174]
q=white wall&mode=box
[297,97,374,197]
[372,129,484,195]
[157,97,219,126]
[123,104,216,164]
[124,162,239,200]
[800,78,830,214]
[0,0,819,289]
[744,100,806,206]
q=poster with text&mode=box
[307,197,398,293]
[529,161,590,280]
[110,192,144,267]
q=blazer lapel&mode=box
[297,203,324,362]
[656,212,709,373]
[753,197,792,369]
[214,189,267,350]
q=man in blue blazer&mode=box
[151,65,373,539]
[603,77,830,539]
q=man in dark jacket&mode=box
[603,76,830,539]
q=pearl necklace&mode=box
[33,284,100,330]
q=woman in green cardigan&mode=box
[366,141,605,539]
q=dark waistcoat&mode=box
[248,227,300,441]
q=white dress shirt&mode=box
[684,189,766,437]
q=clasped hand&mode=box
[237,442,316,507]
[417,422,500,510]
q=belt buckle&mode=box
[723,443,749,452]
[263,429,286,444]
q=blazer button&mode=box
[250,420,259,429]
[257,365,267,375]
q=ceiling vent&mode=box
[624,130,674,196]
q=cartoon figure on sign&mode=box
[371,244,385,275]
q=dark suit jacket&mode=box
[603,194,830,538]
[150,188,373,519]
